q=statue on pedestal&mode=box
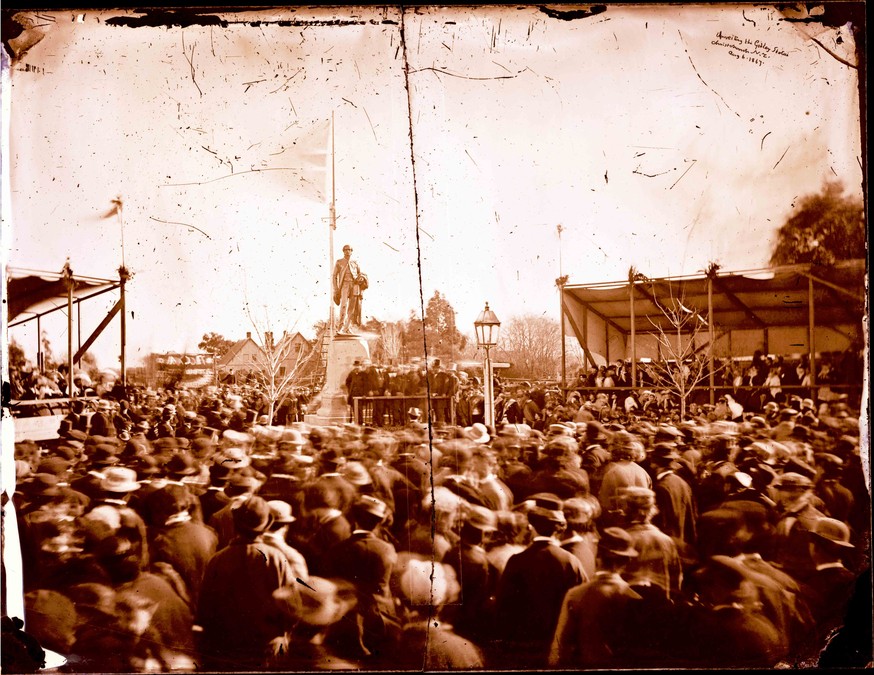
[333,244,368,335]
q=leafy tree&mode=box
[8,338,29,372]
[770,181,866,266]
[198,332,234,357]
[499,314,561,379]
[424,291,467,362]
[401,309,426,363]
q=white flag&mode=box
[277,119,330,204]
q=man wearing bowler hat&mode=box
[197,495,295,671]
[549,527,641,668]
[494,493,585,668]
[321,495,399,662]
[800,517,856,634]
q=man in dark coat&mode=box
[798,517,857,657]
[494,494,585,668]
[197,496,295,671]
[345,360,370,424]
[320,496,399,663]
[443,505,499,644]
[685,556,787,668]
[549,527,642,668]
[650,443,697,545]
[147,483,218,608]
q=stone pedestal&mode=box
[304,334,370,426]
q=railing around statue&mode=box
[352,395,456,427]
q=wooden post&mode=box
[120,267,129,390]
[708,274,715,405]
[37,315,43,374]
[66,272,74,397]
[808,275,816,386]
[559,284,567,399]
[630,279,637,392]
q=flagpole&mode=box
[329,112,336,339]
[115,197,125,269]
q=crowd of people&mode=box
[568,348,864,410]
[8,371,869,672]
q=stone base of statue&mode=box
[304,333,370,426]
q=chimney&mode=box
[246,332,251,340]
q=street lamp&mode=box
[474,302,501,428]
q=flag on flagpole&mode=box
[279,119,331,204]
[100,196,123,219]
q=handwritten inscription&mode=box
[711,31,789,67]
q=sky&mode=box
[3,4,864,371]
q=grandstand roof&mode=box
[7,266,122,325]
[562,259,866,337]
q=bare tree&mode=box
[640,273,719,419]
[499,314,561,379]
[247,316,319,423]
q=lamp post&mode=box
[474,302,501,428]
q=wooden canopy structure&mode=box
[561,259,867,399]
[6,262,131,392]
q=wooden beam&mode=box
[73,298,123,364]
[562,297,597,368]
[710,275,769,329]
[564,291,628,336]
[802,271,865,302]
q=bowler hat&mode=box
[524,492,566,523]
[26,473,62,498]
[352,495,389,521]
[342,461,373,487]
[232,495,273,534]
[224,475,261,497]
[99,467,140,493]
[775,472,813,490]
[563,497,597,526]
[267,500,296,524]
[651,442,681,463]
[809,517,855,548]
[275,577,357,627]
[90,445,120,466]
[599,527,638,557]
[166,452,198,476]
[37,457,71,477]
[463,504,498,532]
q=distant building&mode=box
[217,331,314,384]
[147,352,216,388]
